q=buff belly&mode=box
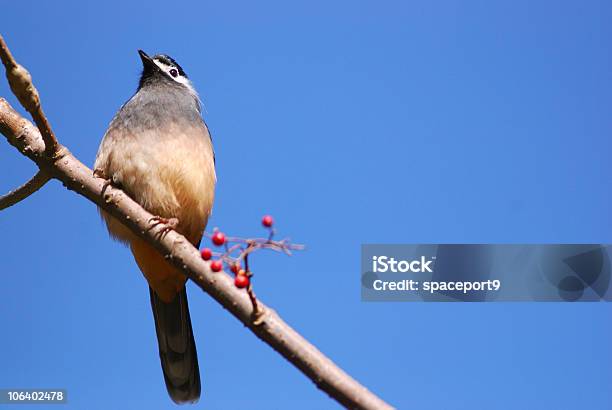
[95,124,216,302]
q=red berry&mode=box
[200,248,212,261]
[234,274,250,288]
[262,215,274,228]
[210,260,223,272]
[230,263,240,274]
[211,231,226,246]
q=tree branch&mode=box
[0,169,50,210]
[0,36,393,410]
[0,34,58,157]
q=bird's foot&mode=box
[148,216,179,239]
[93,168,107,179]
[94,168,113,196]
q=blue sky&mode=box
[1,1,611,409]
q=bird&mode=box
[94,50,216,404]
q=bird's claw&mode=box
[94,169,114,196]
[148,216,179,239]
[93,168,107,179]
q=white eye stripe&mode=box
[153,59,178,75]
[152,58,200,102]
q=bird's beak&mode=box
[138,49,155,68]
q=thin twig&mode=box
[0,34,58,156]
[0,169,50,210]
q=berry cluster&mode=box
[199,215,301,292]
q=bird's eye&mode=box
[169,68,178,78]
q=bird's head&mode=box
[137,50,197,97]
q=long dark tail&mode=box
[149,287,201,404]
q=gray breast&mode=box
[110,81,204,137]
